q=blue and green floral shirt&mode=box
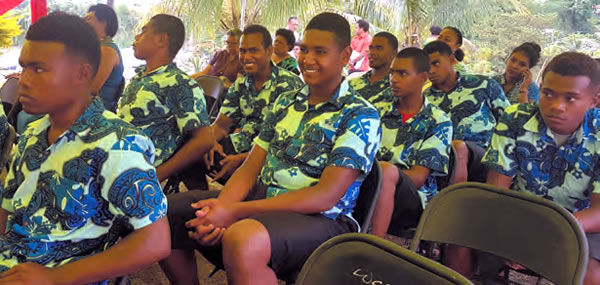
[348,70,393,111]
[118,63,210,166]
[0,99,166,273]
[424,73,510,148]
[254,80,381,221]
[491,73,540,104]
[482,103,600,213]
[377,97,453,206]
[221,64,303,153]
[275,57,300,75]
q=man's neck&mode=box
[396,92,424,114]
[252,63,273,91]
[144,54,172,76]
[48,95,93,144]
[309,76,343,105]
[436,71,459,94]
[369,66,390,84]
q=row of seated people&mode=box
[0,9,598,285]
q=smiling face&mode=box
[368,36,396,70]
[539,71,597,135]
[239,33,272,75]
[298,29,350,88]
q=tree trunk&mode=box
[107,0,114,7]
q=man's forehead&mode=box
[20,40,66,62]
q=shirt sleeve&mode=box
[528,82,540,102]
[413,118,453,176]
[102,133,167,230]
[168,76,210,137]
[487,78,511,123]
[481,107,519,177]
[219,78,244,126]
[326,105,381,174]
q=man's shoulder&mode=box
[426,103,452,124]
[274,66,303,87]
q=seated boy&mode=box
[369,48,452,237]
[0,13,169,284]
[483,52,600,284]
[205,24,303,182]
[159,12,381,285]
[117,14,213,193]
[423,41,509,183]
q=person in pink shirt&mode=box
[350,19,371,73]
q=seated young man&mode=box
[349,32,398,109]
[423,41,510,183]
[482,52,600,284]
[0,13,169,284]
[205,24,303,183]
[117,14,213,193]
[159,12,381,285]
[369,48,452,237]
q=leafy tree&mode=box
[0,13,22,49]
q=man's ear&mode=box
[341,46,351,65]
[72,60,95,87]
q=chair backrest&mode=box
[296,233,473,285]
[437,144,457,190]
[0,77,19,114]
[0,124,16,169]
[195,75,225,123]
[353,160,383,233]
[410,182,589,285]
[109,77,126,112]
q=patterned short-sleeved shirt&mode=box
[377,97,453,206]
[275,57,300,75]
[221,64,304,153]
[491,73,540,104]
[424,73,510,148]
[482,104,600,213]
[255,80,381,221]
[0,103,8,146]
[118,63,210,166]
[0,99,166,272]
[348,70,393,111]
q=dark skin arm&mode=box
[486,169,513,189]
[402,165,430,189]
[574,194,600,233]
[156,126,214,181]
[0,218,170,285]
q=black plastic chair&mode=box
[195,75,225,123]
[0,124,16,170]
[0,77,19,116]
[410,182,589,285]
[296,233,473,285]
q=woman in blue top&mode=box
[492,42,541,104]
[85,4,124,112]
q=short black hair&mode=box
[276,28,295,51]
[374,31,398,51]
[542,52,599,89]
[26,12,100,76]
[226,28,242,39]
[357,19,369,32]
[423,40,453,58]
[511,42,542,68]
[242,24,272,49]
[305,12,351,50]
[430,25,442,36]
[88,4,118,37]
[150,14,185,58]
[396,47,430,73]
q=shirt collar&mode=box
[386,95,430,119]
[135,63,177,78]
[296,78,352,109]
[244,62,278,91]
[524,107,593,141]
[361,70,390,86]
[28,98,107,141]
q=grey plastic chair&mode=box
[296,233,473,285]
[410,182,589,285]
[0,77,19,115]
[195,75,225,122]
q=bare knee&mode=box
[452,140,469,161]
[380,161,400,185]
[585,258,600,285]
[222,219,271,267]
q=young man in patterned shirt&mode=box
[160,12,381,285]
[369,48,452,238]
[204,25,303,183]
[349,32,397,111]
[423,41,510,183]
[483,52,600,284]
[0,13,169,284]
[117,14,213,192]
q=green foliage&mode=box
[0,13,22,49]
[113,4,142,48]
